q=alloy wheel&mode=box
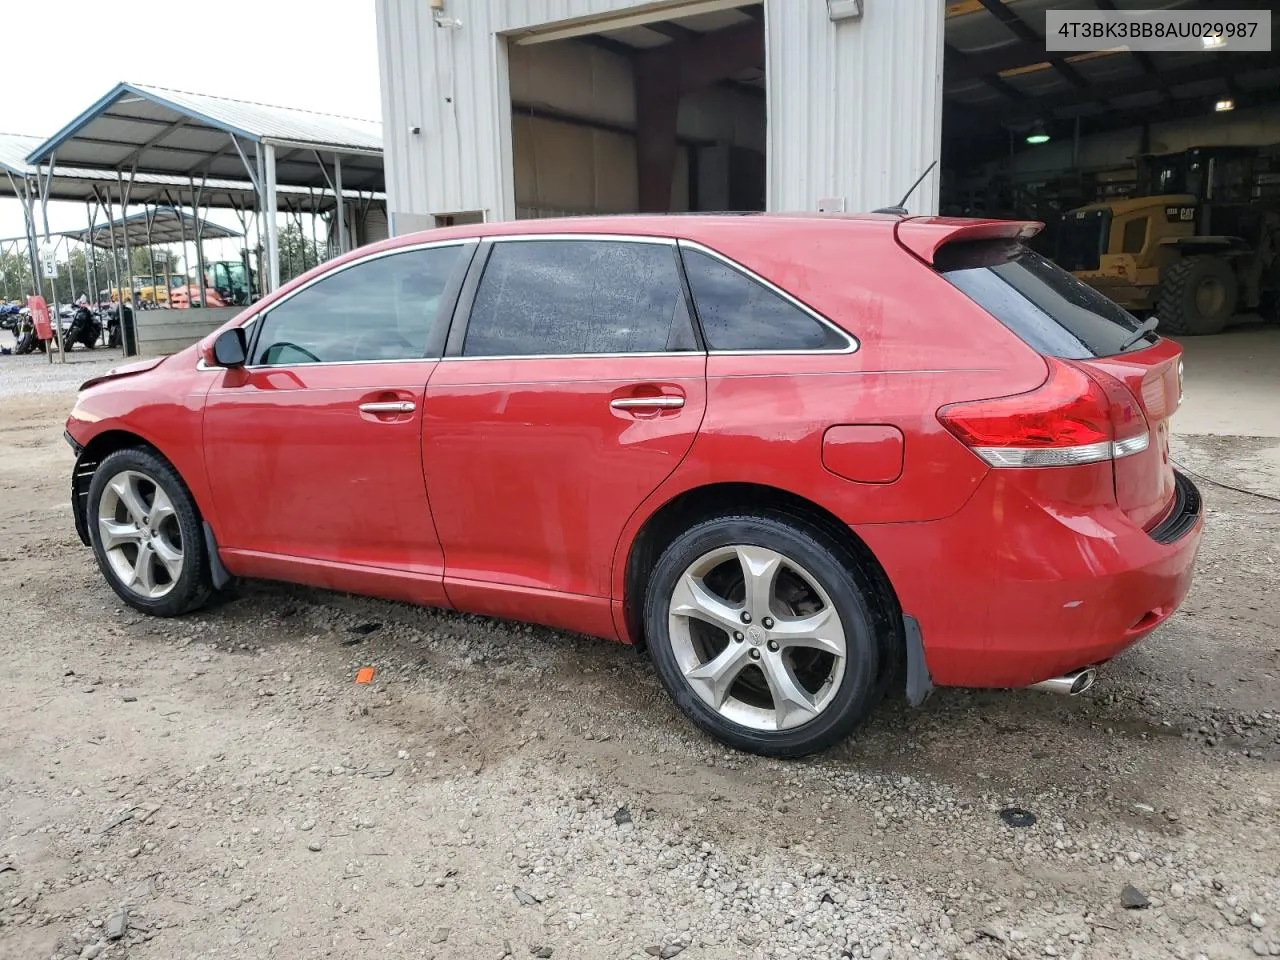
[96,470,184,599]
[667,544,847,731]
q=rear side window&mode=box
[681,248,849,352]
[463,239,696,357]
[937,240,1154,358]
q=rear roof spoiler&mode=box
[895,217,1043,265]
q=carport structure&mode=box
[22,82,383,298]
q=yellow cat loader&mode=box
[1057,146,1279,335]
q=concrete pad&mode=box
[1170,325,1280,438]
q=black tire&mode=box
[1156,255,1238,336]
[86,447,213,617]
[643,512,888,758]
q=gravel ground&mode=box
[0,356,1276,960]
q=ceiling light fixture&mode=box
[1215,98,1235,112]
[1025,121,1051,144]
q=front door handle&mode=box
[359,401,416,414]
[609,396,685,411]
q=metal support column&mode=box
[189,178,208,309]
[262,142,280,291]
[36,154,65,361]
[85,200,100,308]
[117,170,138,356]
[333,154,346,254]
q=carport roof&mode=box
[1,132,381,211]
[22,82,384,192]
[66,207,243,249]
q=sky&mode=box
[0,0,382,266]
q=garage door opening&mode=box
[507,3,766,219]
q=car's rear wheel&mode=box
[87,448,212,617]
[643,513,885,757]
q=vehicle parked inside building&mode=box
[1057,145,1280,335]
[64,215,1202,757]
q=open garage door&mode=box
[506,2,766,218]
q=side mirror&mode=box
[212,327,247,367]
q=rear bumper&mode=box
[859,470,1203,689]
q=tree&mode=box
[0,249,35,302]
[278,223,325,284]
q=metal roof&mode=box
[1,132,382,210]
[66,207,243,250]
[942,0,1280,166]
[22,82,384,192]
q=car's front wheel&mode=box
[87,447,213,617]
[644,512,887,757]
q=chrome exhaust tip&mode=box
[1029,667,1098,696]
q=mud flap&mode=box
[903,614,933,707]
[202,522,232,590]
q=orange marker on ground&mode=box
[355,667,375,685]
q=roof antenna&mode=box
[873,160,939,216]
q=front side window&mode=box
[251,245,464,365]
[462,239,696,357]
[681,248,848,352]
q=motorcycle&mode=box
[13,308,45,355]
[63,304,103,351]
[0,303,22,333]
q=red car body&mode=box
[66,214,1202,698]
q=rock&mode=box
[431,927,450,944]
[104,908,128,940]
[299,819,315,832]
[1251,939,1268,957]
[1121,884,1150,909]
[514,886,539,906]
[530,947,553,959]
[645,949,662,958]
[1252,914,1267,929]
[307,842,322,853]
[79,943,104,960]
[977,925,1007,944]
[1126,851,1143,863]
[614,806,632,826]
[660,947,686,959]
[502,940,513,958]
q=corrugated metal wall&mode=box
[767,0,943,214]
[375,0,945,230]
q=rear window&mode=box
[937,239,1155,358]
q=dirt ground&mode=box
[0,353,1276,960]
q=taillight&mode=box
[938,358,1149,468]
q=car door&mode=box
[202,241,473,604]
[423,235,708,635]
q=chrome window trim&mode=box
[241,238,475,370]
[440,350,694,363]
[487,233,678,246]
[677,239,860,357]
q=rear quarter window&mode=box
[937,239,1155,359]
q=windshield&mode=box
[938,240,1156,358]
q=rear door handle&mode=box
[359,401,416,414]
[609,397,685,410]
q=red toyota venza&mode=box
[65,215,1202,756]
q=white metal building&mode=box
[374,0,945,232]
